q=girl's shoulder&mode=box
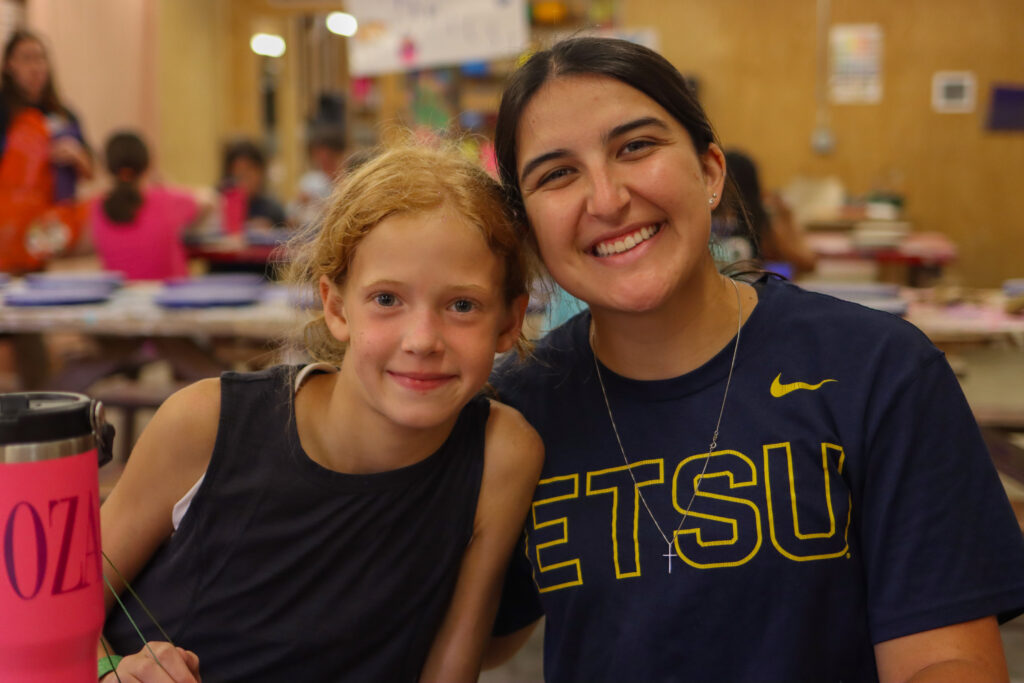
[147,378,222,462]
[107,378,222,523]
[482,399,544,480]
[145,184,198,206]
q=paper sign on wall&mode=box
[346,0,528,76]
[932,71,976,114]
[829,24,883,104]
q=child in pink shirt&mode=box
[91,131,200,280]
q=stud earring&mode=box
[708,192,718,206]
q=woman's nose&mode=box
[585,168,629,220]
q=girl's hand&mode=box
[100,642,201,682]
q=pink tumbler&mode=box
[0,393,114,682]
[220,186,247,235]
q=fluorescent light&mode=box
[326,12,358,37]
[250,33,286,58]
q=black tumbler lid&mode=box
[0,392,94,446]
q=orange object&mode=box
[0,108,86,273]
[533,1,568,24]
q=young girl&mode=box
[98,142,543,682]
[91,131,205,280]
[487,37,1024,682]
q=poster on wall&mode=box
[986,85,1024,132]
[829,24,883,104]
[346,0,528,77]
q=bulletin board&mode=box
[346,0,529,77]
[829,23,883,104]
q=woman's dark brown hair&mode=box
[1,30,67,118]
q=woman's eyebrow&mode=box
[519,117,671,181]
[605,116,669,142]
[520,149,569,182]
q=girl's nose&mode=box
[401,310,445,355]
[585,167,629,220]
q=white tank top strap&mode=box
[294,361,338,391]
[171,363,339,531]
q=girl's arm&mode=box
[97,379,221,682]
[419,401,544,683]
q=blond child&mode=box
[98,142,543,682]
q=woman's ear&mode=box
[319,275,351,343]
[702,142,727,208]
[495,294,529,354]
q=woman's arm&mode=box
[50,135,93,180]
[419,401,544,683]
[97,379,221,682]
[874,616,1008,683]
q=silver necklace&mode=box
[592,278,743,574]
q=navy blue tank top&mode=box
[104,365,489,681]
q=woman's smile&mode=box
[591,222,663,257]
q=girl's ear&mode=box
[495,294,529,354]
[319,275,351,343]
[702,142,727,208]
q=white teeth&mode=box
[595,223,661,257]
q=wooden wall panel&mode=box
[155,0,229,188]
[625,0,1024,286]
[27,0,154,186]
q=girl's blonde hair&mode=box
[281,139,535,364]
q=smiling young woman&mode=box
[486,36,1024,683]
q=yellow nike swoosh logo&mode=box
[770,374,837,397]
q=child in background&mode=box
[291,125,347,227]
[713,149,818,275]
[98,141,544,682]
[91,131,205,280]
[220,138,287,229]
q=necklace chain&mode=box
[592,278,743,565]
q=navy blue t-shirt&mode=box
[492,276,1024,683]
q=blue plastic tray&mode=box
[25,271,124,291]
[5,287,112,306]
[154,286,262,308]
[165,273,266,289]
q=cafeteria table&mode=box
[1,279,308,392]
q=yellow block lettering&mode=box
[764,442,851,561]
[531,474,583,592]
[586,459,664,579]
[673,450,762,569]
